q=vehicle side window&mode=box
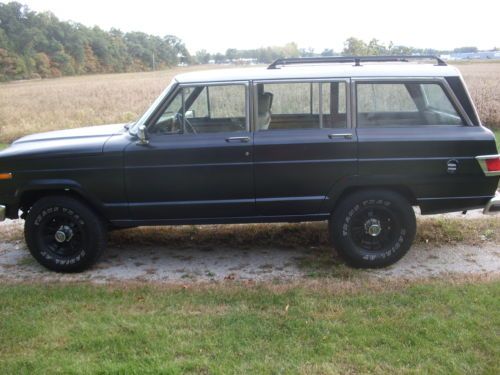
[357,84,417,113]
[149,84,247,135]
[356,82,465,127]
[256,81,347,131]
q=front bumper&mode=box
[484,192,500,214]
[0,205,5,222]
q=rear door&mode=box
[252,79,358,216]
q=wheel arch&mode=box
[325,183,417,214]
[16,180,107,221]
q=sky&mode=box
[19,0,500,54]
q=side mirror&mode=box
[137,124,149,145]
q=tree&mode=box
[52,50,75,75]
[320,48,335,56]
[0,47,27,80]
[0,2,188,80]
[225,48,238,61]
[33,52,51,77]
[342,37,368,55]
[342,37,389,56]
[299,47,315,57]
[195,49,210,64]
[388,44,414,55]
[282,42,300,58]
[213,53,225,64]
[83,43,100,73]
[453,46,478,53]
[366,39,387,55]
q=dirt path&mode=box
[0,218,498,283]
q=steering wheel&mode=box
[176,113,197,134]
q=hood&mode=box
[1,123,127,161]
[13,123,125,145]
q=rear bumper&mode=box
[484,192,500,214]
[0,205,5,222]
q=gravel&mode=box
[0,218,498,283]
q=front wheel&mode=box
[330,190,416,268]
[24,195,107,272]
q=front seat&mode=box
[257,92,273,130]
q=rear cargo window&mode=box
[356,82,465,127]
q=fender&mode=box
[322,175,418,213]
[14,179,106,216]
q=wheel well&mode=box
[331,185,416,212]
[19,189,105,220]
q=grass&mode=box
[111,217,500,248]
[0,280,498,374]
[0,63,499,143]
[2,217,499,248]
[0,65,229,143]
[0,143,6,150]
[455,63,500,128]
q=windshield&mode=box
[129,80,178,135]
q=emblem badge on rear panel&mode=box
[447,159,459,174]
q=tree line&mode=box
[196,39,489,65]
[0,2,189,81]
[0,2,491,81]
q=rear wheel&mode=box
[24,195,107,272]
[330,190,416,268]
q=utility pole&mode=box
[152,51,156,70]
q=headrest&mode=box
[258,92,273,115]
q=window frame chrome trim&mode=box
[458,75,482,126]
[251,78,352,131]
[350,76,474,128]
[476,154,500,177]
[146,80,251,133]
[178,81,251,132]
[132,80,179,134]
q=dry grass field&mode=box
[457,62,500,128]
[0,65,219,143]
[0,62,499,144]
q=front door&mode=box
[124,82,254,221]
[253,80,357,216]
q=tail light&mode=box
[476,155,500,176]
[0,173,12,180]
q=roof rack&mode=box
[267,55,447,69]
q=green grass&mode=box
[0,281,498,374]
[0,143,7,150]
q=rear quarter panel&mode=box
[356,125,499,213]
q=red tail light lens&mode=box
[485,157,500,172]
[476,155,500,176]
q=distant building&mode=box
[447,51,500,60]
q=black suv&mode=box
[0,56,499,272]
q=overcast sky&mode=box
[20,0,500,53]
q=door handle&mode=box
[328,133,353,140]
[226,136,250,143]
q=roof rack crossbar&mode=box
[267,55,447,69]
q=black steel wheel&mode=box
[330,190,416,268]
[24,195,107,272]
